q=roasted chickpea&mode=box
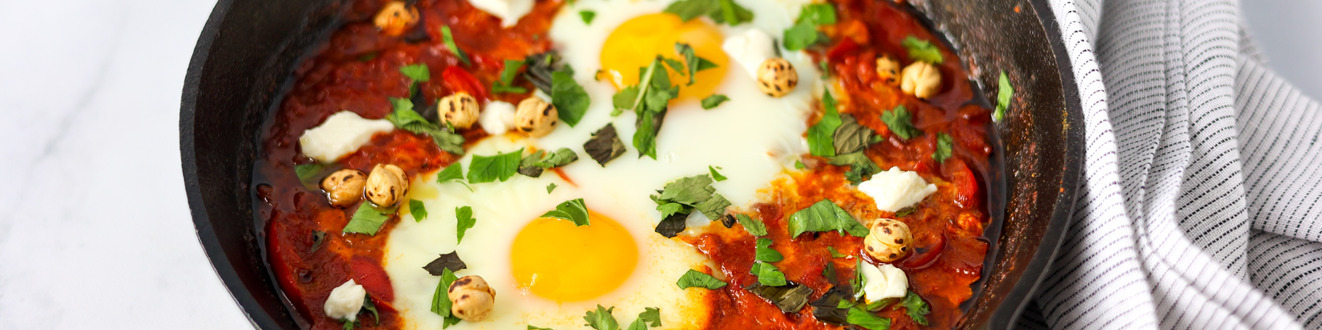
[875,55,901,86]
[373,1,420,37]
[863,218,913,263]
[364,164,408,207]
[900,61,941,99]
[439,92,480,129]
[514,96,558,137]
[320,169,367,207]
[448,275,496,321]
[757,58,798,97]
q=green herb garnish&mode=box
[542,198,590,226]
[467,149,523,183]
[708,166,727,182]
[422,252,466,275]
[440,26,470,66]
[584,305,619,330]
[701,94,729,109]
[651,174,731,222]
[410,199,428,222]
[744,281,812,313]
[491,59,527,94]
[846,306,892,330]
[995,70,1013,122]
[663,0,753,25]
[901,291,931,326]
[386,97,466,154]
[400,63,431,82]
[932,133,953,163]
[579,10,597,24]
[827,151,880,185]
[880,105,921,140]
[343,203,395,235]
[807,91,842,157]
[833,114,875,155]
[455,206,476,243]
[528,326,554,330]
[783,3,836,50]
[828,246,847,258]
[552,65,590,126]
[430,267,462,327]
[612,58,679,159]
[736,214,768,236]
[585,124,628,166]
[750,262,788,286]
[755,238,784,262]
[363,295,379,324]
[674,43,718,86]
[546,183,558,193]
[518,148,579,177]
[677,269,728,289]
[309,230,327,253]
[901,36,943,64]
[788,199,868,238]
[795,160,806,169]
[630,307,662,329]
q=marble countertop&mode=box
[0,0,1315,329]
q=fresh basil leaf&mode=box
[901,36,943,64]
[783,21,822,51]
[633,105,666,159]
[542,198,590,226]
[788,199,868,238]
[652,174,730,221]
[400,63,431,82]
[809,283,855,325]
[422,252,467,275]
[518,148,579,177]
[309,230,327,253]
[846,307,892,330]
[880,105,921,140]
[736,214,768,236]
[387,97,465,154]
[654,212,688,238]
[807,91,842,156]
[797,3,837,25]
[455,206,476,243]
[579,10,597,24]
[708,166,727,181]
[491,59,528,94]
[611,86,641,117]
[467,149,523,183]
[828,246,846,258]
[343,203,395,235]
[833,114,875,155]
[675,43,718,86]
[995,70,1013,122]
[295,163,329,189]
[901,291,931,326]
[750,261,787,286]
[755,238,784,262]
[933,132,953,163]
[524,52,560,95]
[584,305,619,330]
[677,269,728,289]
[441,26,470,66]
[431,268,462,327]
[745,281,813,313]
[828,151,880,185]
[701,94,729,109]
[637,307,661,327]
[552,66,590,126]
[546,183,558,193]
[410,199,428,222]
[585,124,627,166]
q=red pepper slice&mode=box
[901,232,945,269]
[826,38,860,61]
[442,66,489,101]
[350,256,394,302]
[946,159,980,209]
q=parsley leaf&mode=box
[736,214,768,236]
[637,307,662,327]
[995,70,1013,122]
[294,163,329,189]
[708,166,727,181]
[584,305,619,330]
[750,262,788,286]
[386,97,465,154]
[827,151,880,185]
[833,114,875,155]
[524,51,560,95]
[422,252,466,275]
[399,64,431,82]
[795,160,806,169]
[440,26,470,66]
[546,183,558,193]
[552,65,590,126]
[542,198,590,226]
[755,238,784,262]
[663,0,753,25]
[435,163,473,191]
[455,206,476,243]
[491,59,527,94]
[798,3,838,25]
[901,291,930,326]
[901,36,943,64]
[431,268,462,327]
[788,199,868,238]
[363,295,379,324]
[343,203,395,235]
[467,149,523,183]
[614,58,680,159]
[701,94,729,109]
[828,246,847,258]
[585,123,628,166]
[846,307,892,330]
[651,174,731,222]
[675,43,718,86]
[518,148,579,177]
[409,199,428,222]
[932,133,953,163]
[579,10,597,24]
[783,3,835,50]
[677,269,728,289]
[880,105,921,140]
[807,91,843,157]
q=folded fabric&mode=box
[1014,0,1322,328]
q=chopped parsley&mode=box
[901,291,931,326]
[399,63,431,82]
[663,0,754,25]
[584,305,619,330]
[995,70,1013,122]
[435,163,473,191]
[546,183,558,193]
[901,36,943,64]
[430,267,463,328]
[542,198,590,226]
[455,206,476,243]
[788,199,869,238]
[628,307,662,329]
[933,133,953,163]
[579,10,596,24]
[467,149,523,183]
[701,94,729,109]
[880,105,921,140]
[750,261,787,286]
[440,25,470,66]
[409,199,428,222]
[584,124,627,166]
[676,269,728,289]
[651,174,732,221]
[491,59,527,94]
[807,90,843,157]
[708,166,727,181]
[795,160,806,169]
[674,43,718,86]
[551,65,590,126]
[827,151,880,185]
[612,58,680,159]
[518,148,579,178]
[846,306,892,330]
[386,97,465,154]
[783,3,836,50]
[755,238,784,262]
[343,203,395,235]
[422,252,466,276]
[736,214,768,236]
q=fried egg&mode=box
[385,0,819,328]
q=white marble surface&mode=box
[0,0,1317,329]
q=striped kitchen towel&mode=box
[1013,0,1322,328]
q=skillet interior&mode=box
[179,0,1083,328]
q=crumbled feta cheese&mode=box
[324,279,367,321]
[467,0,534,27]
[721,29,776,80]
[860,263,908,302]
[857,167,937,212]
[298,111,395,163]
[478,101,517,135]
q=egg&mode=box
[384,0,821,328]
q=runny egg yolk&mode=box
[600,13,729,102]
[509,211,639,302]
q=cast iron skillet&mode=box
[180,0,1083,328]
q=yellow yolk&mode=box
[600,13,729,101]
[509,212,639,302]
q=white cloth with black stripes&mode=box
[1016,0,1322,328]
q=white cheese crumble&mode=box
[721,29,776,80]
[478,100,517,135]
[860,263,908,302]
[857,167,937,212]
[467,0,534,27]
[298,111,395,163]
[324,279,367,321]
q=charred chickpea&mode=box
[364,164,408,207]
[875,55,901,86]
[900,61,942,99]
[757,58,798,97]
[863,218,913,263]
[320,169,367,207]
[514,96,558,137]
[448,275,496,321]
[373,1,420,37]
[438,92,480,129]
